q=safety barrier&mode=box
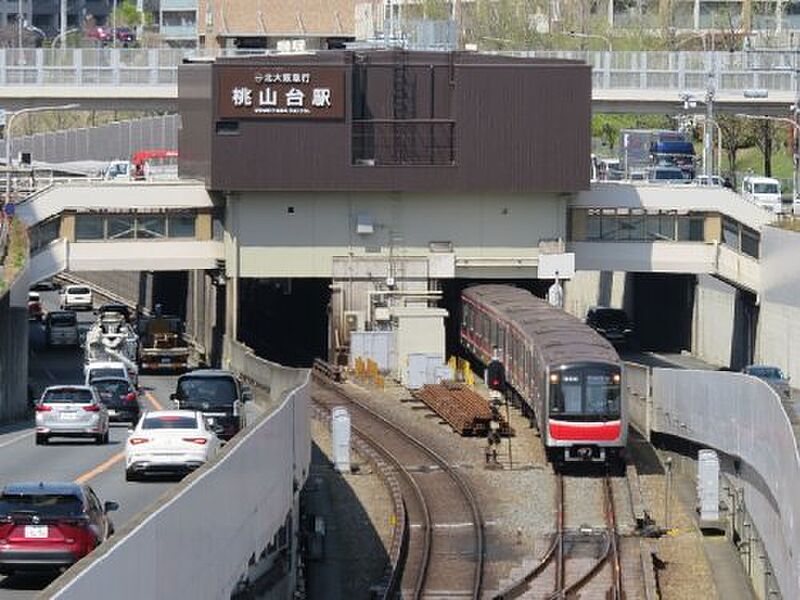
[46,340,311,599]
[650,368,796,599]
[622,361,651,439]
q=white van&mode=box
[741,176,783,213]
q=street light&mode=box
[736,112,800,201]
[566,31,612,52]
[4,104,80,210]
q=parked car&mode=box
[585,307,635,348]
[92,377,140,425]
[125,410,221,481]
[0,481,117,576]
[45,311,79,347]
[85,26,112,44]
[85,361,137,388]
[742,364,791,399]
[103,160,131,180]
[29,279,61,292]
[35,386,109,445]
[741,176,783,214]
[171,370,252,441]
[60,285,93,311]
[27,292,44,322]
[113,27,136,45]
[695,175,724,187]
[648,166,691,183]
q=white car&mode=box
[61,285,93,311]
[125,410,220,481]
[85,360,138,388]
[35,385,110,445]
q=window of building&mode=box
[741,227,760,258]
[722,217,739,250]
[168,214,196,238]
[75,215,105,240]
[107,216,135,239]
[136,216,166,239]
[677,216,705,241]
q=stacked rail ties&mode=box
[496,474,646,600]
[411,382,514,437]
[311,372,485,599]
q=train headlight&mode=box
[612,373,621,384]
[549,373,559,384]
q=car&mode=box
[85,361,137,388]
[92,377,140,425]
[585,307,635,348]
[27,292,44,322]
[125,410,221,481]
[35,386,109,445]
[96,303,132,323]
[60,285,93,311]
[0,482,117,576]
[85,26,112,44]
[45,311,79,347]
[742,365,791,399]
[695,175,724,187]
[647,166,691,183]
[29,279,61,292]
[113,27,136,45]
[171,370,252,441]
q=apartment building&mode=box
[0,0,112,37]
[159,0,198,47]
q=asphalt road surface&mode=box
[0,291,180,597]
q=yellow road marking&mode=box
[144,391,164,411]
[74,451,125,484]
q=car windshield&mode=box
[142,415,198,430]
[49,314,77,326]
[176,377,237,407]
[93,381,131,401]
[591,310,629,327]
[90,368,126,381]
[550,368,621,419]
[748,367,783,379]
[0,494,83,517]
[69,287,90,295]
[753,183,779,194]
[43,389,93,404]
[653,170,684,180]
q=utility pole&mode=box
[60,0,67,49]
[704,71,715,178]
[17,0,22,49]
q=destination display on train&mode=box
[217,66,346,120]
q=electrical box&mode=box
[697,449,721,529]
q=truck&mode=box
[84,309,139,385]
[137,315,190,372]
[619,129,696,179]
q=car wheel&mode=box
[125,469,138,482]
[104,431,110,444]
[0,567,15,576]
[35,434,47,445]
[95,433,105,445]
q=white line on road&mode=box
[0,431,34,450]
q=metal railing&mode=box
[1,48,800,96]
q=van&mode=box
[85,361,138,388]
[741,176,783,213]
[45,311,79,347]
[170,370,252,441]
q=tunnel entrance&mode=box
[631,273,696,352]
[730,288,758,370]
[438,279,552,358]
[150,271,189,319]
[237,278,331,367]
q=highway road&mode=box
[0,290,180,597]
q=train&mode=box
[460,284,627,466]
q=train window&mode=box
[586,374,620,415]
[490,320,498,346]
[498,327,505,354]
[552,375,582,414]
[462,304,470,328]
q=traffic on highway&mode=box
[0,286,183,596]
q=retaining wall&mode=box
[691,274,735,368]
[0,285,28,423]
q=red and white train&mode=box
[461,285,626,466]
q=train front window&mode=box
[549,368,621,420]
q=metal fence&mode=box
[1,114,179,166]
[2,48,800,95]
[651,368,795,599]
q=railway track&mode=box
[311,372,485,599]
[497,472,638,599]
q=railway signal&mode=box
[487,358,506,393]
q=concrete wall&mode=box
[757,226,800,381]
[227,191,567,278]
[0,284,29,423]
[562,270,628,321]
[691,274,735,368]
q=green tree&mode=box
[717,115,756,185]
[109,1,151,29]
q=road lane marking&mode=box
[0,431,34,449]
[144,391,164,411]
[74,451,125,484]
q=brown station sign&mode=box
[217,66,346,120]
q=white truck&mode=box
[741,176,784,214]
[84,311,139,385]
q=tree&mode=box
[109,1,151,29]
[750,119,774,177]
[717,115,756,185]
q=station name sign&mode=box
[217,66,345,120]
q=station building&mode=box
[178,50,591,364]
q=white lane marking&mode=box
[0,431,34,449]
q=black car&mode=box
[91,377,140,424]
[171,370,251,441]
[585,307,635,348]
[29,279,61,292]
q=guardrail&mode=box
[46,339,311,599]
[648,368,795,599]
[2,48,800,96]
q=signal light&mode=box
[487,359,505,392]
[549,373,560,384]
[124,392,137,403]
[612,373,621,384]
[83,404,101,412]
[129,437,150,445]
[182,437,208,445]
[35,405,52,412]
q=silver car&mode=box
[743,365,792,400]
[35,386,109,445]
[45,311,79,347]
